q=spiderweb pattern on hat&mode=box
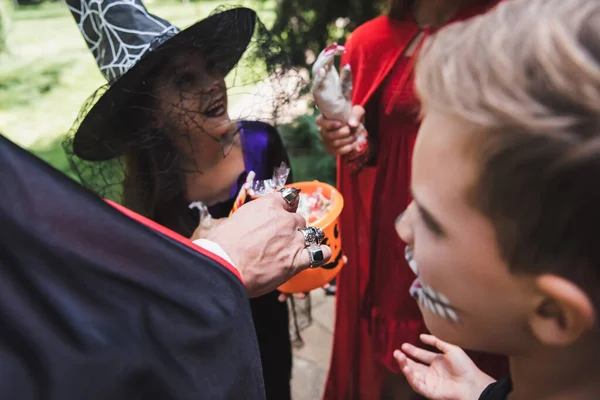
[68,0,179,83]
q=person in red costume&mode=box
[317,0,509,398]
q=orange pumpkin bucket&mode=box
[278,180,345,294]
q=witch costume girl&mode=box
[64,1,303,398]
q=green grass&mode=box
[0,0,275,173]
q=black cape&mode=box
[0,134,265,399]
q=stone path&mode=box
[290,290,335,400]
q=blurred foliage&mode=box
[0,0,11,54]
[268,0,386,69]
[0,59,70,109]
[279,113,336,186]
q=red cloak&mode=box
[324,3,508,399]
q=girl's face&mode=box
[153,49,238,172]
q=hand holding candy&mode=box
[209,192,332,298]
[316,105,368,159]
[312,43,369,173]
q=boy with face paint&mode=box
[390,0,600,399]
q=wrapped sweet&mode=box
[296,188,333,224]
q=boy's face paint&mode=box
[396,110,538,356]
[404,244,459,322]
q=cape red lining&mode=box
[105,200,242,282]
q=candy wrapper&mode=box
[229,171,255,217]
[247,162,290,197]
[296,188,333,225]
[228,163,290,216]
[312,43,369,174]
[189,201,222,240]
[189,201,213,228]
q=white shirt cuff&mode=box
[193,239,236,268]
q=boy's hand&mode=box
[395,334,495,400]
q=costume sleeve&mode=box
[0,134,265,400]
[193,238,237,268]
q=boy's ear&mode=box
[529,274,596,346]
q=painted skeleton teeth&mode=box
[404,245,459,323]
[409,284,419,299]
[408,259,418,275]
[434,302,447,319]
[405,245,419,275]
[422,284,438,301]
[425,297,435,313]
[445,307,459,322]
[436,292,451,306]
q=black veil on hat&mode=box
[64,0,304,205]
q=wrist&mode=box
[468,372,495,399]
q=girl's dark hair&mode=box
[119,77,194,236]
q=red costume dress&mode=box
[324,3,508,399]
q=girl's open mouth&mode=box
[202,97,226,118]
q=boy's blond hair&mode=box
[415,0,600,303]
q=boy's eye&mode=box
[418,207,445,237]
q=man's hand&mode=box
[190,218,226,241]
[395,334,495,400]
[207,192,332,298]
[316,105,366,156]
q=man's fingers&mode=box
[262,191,303,214]
[294,245,332,272]
[292,212,307,229]
[420,334,454,354]
[277,291,309,303]
[401,342,438,365]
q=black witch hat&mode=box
[66,0,256,161]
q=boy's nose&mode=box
[395,202,415,244]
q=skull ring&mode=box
[299,226,325,247]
